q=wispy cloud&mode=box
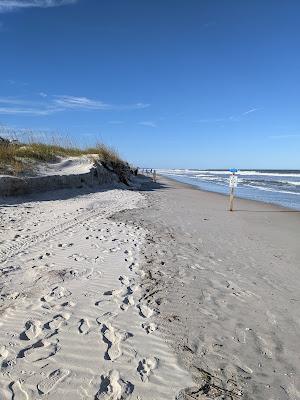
[0,107,57,115]
[0,96,60,115]
[54,95,149,111]
[197,107,260,124]
[54,95,111,110]
[242,107,258,115]
[0,0,78,13]
[269,134,300,139]
[138,121,157,128]
[0,95,150,116]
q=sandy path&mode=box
[113,176,300,400]
[0,186,191,399]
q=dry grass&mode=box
[0,139,126,176]
[87,143,123,165]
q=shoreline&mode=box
[158,173,300,212]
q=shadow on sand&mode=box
[0,175,168,206]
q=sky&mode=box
[0,0,299,169]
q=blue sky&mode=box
[0,0,299,169]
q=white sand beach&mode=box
[113,175,300,400]
[1,175,300,400]
[0,184,191,399]
[1,1,300,398]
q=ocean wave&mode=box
[189,170,300,178]
[158,170,300,209]
[243,184,300,196]
[284,181,300,186]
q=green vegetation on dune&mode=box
[0,140,127,176]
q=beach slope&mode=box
[113,175,300,400]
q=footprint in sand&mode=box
[95,370,134,400]
[47,313,70,331]
[103,288,123,298]
[137,357,158,382]
[37,368,69,395]
[142,322,157,334]
[22,339,60,362]
[42,286,71,302]
[38,252,52,260]
[120,295,135,311]
[21,320,42,341]
[119,275,131,286]
[78,318,90,335]
[96,312,118,325]
[0,345,9,360]
[138,304,154,319]
[103,285,136,311]
[99,323,132,361]
[41,299,75,311]
[10,380,29,400]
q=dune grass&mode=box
[0,139,126,176]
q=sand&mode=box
[1,175,300,399]
[0,184,191,399]
[112,175,300,400]
[36,156,97,176]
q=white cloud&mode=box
[54,95,111,110]
[0,0,77,13]
[242,108,258,115]
[0,107,59,115]
[54,95,149,111]
[0,96,59,115]
[0,95,150,116]
[138,121,157,128]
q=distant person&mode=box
[134,167,138,176]
[153,170,157,182]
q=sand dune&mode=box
[36,156,96,176]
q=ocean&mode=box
[158,169,300,210]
